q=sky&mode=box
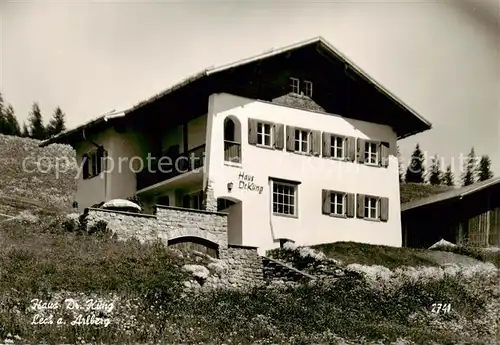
[1,0,499,180]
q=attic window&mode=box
[304,81,313,97]
[290,78,300,94]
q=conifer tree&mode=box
[461,147,477,186]
[442,164,455,186]
[405,144,425,183]
[21,123,30,137]
[3,104,21,136]
[46,106,66,136]
[428,155,443,185]
[477,155,493,181]
[28,102,47,140]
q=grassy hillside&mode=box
[0,134,76,211]
[310,242,483,268]
[0,213,499,344]
[400,183,454,204]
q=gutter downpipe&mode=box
[82,126,108,203]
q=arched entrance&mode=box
[223,116,241,163]
[217,196,243,246]
[168,236,219,258]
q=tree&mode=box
[28,102,47,140]
[21,123,30,137]
[0,91,6,135]
[442,165,455,186]
[3,104,21,136]
[428,155,443,185]
[477,155,493,182]
[405,144,425,183]
[461,147,477,186]
[46,106,66,137]
[397,145,404,182]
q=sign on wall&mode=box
[237,172,263,194]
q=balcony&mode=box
[224,140,241,164]
[136,144,205,191]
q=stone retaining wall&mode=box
[84,205,228,257]
[82,207,264,289]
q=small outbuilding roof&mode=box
[401,177,500,212]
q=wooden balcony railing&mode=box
[136,144,205,190]
[224,140,241,163]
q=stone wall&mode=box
[182,245,264,291]
[84,205,228,257]
[82,206,265,289]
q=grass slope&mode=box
[312,242,483,268]
[0,134,76,211]
[0,214,498,344]
[400,183,454,204]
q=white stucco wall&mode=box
[205,93,402,254]
[74,128,147,212]
[74,128,114,212]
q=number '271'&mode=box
[431,303,451,313]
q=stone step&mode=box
[262,256,316,282]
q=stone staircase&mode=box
[262,256,316,283]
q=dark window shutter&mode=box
[322,189,331,214]
[380,142,390,168]
[82,154,89,179]
[356,194,365,218]
[248,118,258,145]
[346,193,355,218]
[311,130,321,156]
[322,132,331,158]
[346,137,356,162]
[380,197,389,221]
[286,126,295,152]
[274,124,284,150]
[357,138,365,164]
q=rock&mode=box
[182,264,210,280]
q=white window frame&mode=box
[364,196,379,219]
[294,128,310,153]
[304,80,313,97]
[257,122,273,148]
[365,141,379,165]
[271,180,298,217]
[290,77,300,94]
[330,192,346,216]
[331,135,345,159]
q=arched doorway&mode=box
[168,236,219,258]
[217,196,243,246]
[223,116,241,163]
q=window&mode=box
[272,180,298,217]
[330,192,346,216]
[294,129,310,153]
[82,148,105,180]
[290,77,300,94]
[331,136,345,159]
[365,141,379,165]
[182,191,203,210]
[257,122,273,147]
[304,81,313,97]
[364,196,379,219]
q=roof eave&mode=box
[38,112,125,148]
[397,123,432,141]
